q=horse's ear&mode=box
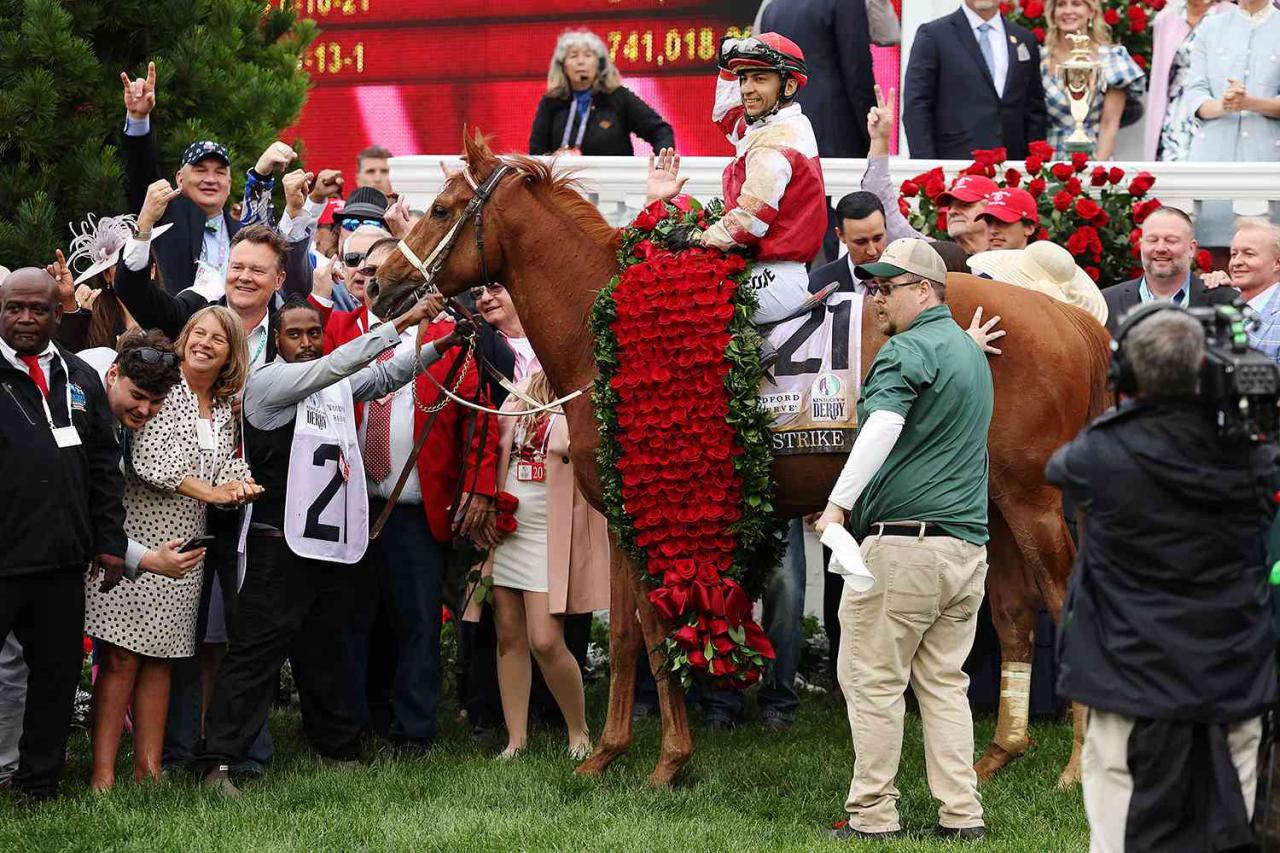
[461,125,499,183]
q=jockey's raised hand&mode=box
[645,147,688,204]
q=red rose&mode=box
[1053,190,1073,212]
[1127,4,1148,33]
[900,179,920,197]
[1128,227,1142,244]
[710,657,738,677]
[1004,167,1022,187]
[1090,166,1108,187]
[1108,166,1125,185]
[494,491,519,514]
[1065,177,1083,196]
[923,175,946,200]
[1103,7,1120,25]
[744,622,776,658]
[1024,156,1043,174]
[632,240,656,260]
[1023,0,1045,17]
[990,147,1008,164]
[1029,140,1056,161]
[1037,227,1050,241]
[696,562,720,585]
[1074,197,1103,220]
[1195,249,1213,272]
[935,208,949,231]
[1149,0,1166,10]
[898,197,911,218]
[1066,231,1090,255]
[971,149,996,168]
[999,1,1012,14]
[633,200,667,232]
[688,648,707,669]
[1084,266,1101,282]
[1050,163,1073,181]
[713,636,734,654]
[673,624,700,650]
[1133,53,1147,71]
[1133,198,1162,224]
[1128,171,1156,197]
[1027,176,1047,197]
[671,194,692,213]
[1071,151,1089,172]
[1094,209,1110,227]
[673,558,697,581]
[495,513,518,535]
[1032,25,1045,43]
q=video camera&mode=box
[1186,302,1280,444]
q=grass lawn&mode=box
[0,684,1087,852]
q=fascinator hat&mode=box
[66,213,171,286]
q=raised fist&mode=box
[120,61,157,120]
[255,141,296,176]
[282,168,314,217]
[309,169,344,203]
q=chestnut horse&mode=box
[372,133,1112,788]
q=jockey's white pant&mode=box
[747,260,811,324]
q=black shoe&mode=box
[827,822,904,841]
[388,738,434,757]
[704,716,737,731]
[935,824,986,841]
[201,766,242,799]
[761,712,794,732]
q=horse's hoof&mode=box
[974,741,1026,782]
[1055,756,1082,789]
[575,746,620,778]
[646,764,680,788]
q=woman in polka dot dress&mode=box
[83,307,261,790]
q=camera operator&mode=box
[1047,304,1278,852]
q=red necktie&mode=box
[19,355,48,399]
[363,348,398,482]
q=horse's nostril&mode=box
[368,281,380,300]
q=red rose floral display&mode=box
[591,196,787,689]
[899,143,1181,286]
[1002,0,1156,70]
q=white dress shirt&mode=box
[962,4,1009,97]
[846,257,869,296]
[358,314,451,504]
[501,333,541,382]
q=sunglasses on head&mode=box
[339,217,385,231]
[123,346,179,368]
[863,277,924,298]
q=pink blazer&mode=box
[464,391,610,620]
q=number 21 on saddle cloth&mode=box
[759,289,865,456]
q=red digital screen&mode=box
[282,1,900,173]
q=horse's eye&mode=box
[431,204,448,219]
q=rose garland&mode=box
[898,143,1204,286]
[591,196,787,689]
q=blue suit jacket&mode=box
[903,8,1047,159]
[760,0,877,158]
[1248,287,1280,365]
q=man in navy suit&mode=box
[1103,207,1237,335]
[759,0,878,159]
[903,0,1047,160]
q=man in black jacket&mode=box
[0,269,126,802]
[120,62,298,295]
[1103,206,1236,334]
[1047,307,1277,849]
[903,0,1046,159]
[760,0,877,159]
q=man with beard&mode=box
[198,294,469,795]
[815,238,993,840]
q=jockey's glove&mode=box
[666,225,704,252]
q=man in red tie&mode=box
[0,269,126,802]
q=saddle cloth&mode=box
[760,290,865,455]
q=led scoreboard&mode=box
[282,1,900,175]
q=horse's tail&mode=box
[1055,302,1113,423]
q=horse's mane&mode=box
[500,154,622,251]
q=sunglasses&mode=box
[342,251,367,268]
[469,283,506,299]
[123,346,179,368]
[863,278,925,298]
[339,217,385,231]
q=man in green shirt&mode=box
[815,238,994,841]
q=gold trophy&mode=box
[1057,33,1101,154]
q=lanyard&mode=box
[560,99,592,150]
[515,413,556,457]
[248,325,268,367]
[26,351,73,432]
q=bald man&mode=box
[0,269,126,801]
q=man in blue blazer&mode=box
[760,0,878,159]
[903,0,1047,160]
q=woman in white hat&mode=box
[967,241,1109,326]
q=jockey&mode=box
[645,33,828,324]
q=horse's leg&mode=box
[1057,702,1087,788]
[633,575,692,788]
[576,544,642,777]
[974,506,1041,782]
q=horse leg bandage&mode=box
[994,662,1033,751]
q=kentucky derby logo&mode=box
[810,373,848,422]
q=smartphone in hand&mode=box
[178,534,215,553]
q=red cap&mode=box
[318,198,345,226]
[938,175,999,206]
[979,188,1040,225]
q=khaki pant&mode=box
[837,531,988,832]
[1083,709,1261,853]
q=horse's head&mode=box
[371,129,511,318]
